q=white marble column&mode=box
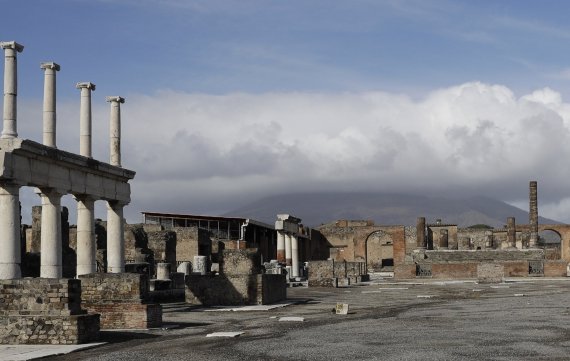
[1,41,24,139]
[76,82,96,158]
[285,233,292,266]
[107,201,125,273]
[39,189,62,278]
[106,96,124,167]
[75,195,96,275]
[40,62,60,148]
[276,230,285,263]
[291,234,300,278]
[0,183,21,279]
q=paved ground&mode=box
[8,276,570,360]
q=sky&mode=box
[4,0,570,224]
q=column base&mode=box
[77,264,97,276]
[40,265,62,278]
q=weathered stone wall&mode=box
[147,230,176,266]
[306,260,366,287]
[185,274,286,306]
[428,225,458,250]
[172,226,199,263]
[0,279,100,344]
[544,261,567,277]
[477,263,504,283]
[79,273,162,329]
[220,249,261,276]
[416,249,544,263]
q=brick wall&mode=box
[0,279,100,344]
[79,273,162,329]
[221,249,261,276]
[544,261,567,277]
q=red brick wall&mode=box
[431,263,477,279]
[544,261,567,277]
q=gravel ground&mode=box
[43,277,570,361]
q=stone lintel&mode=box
[106,96,125,103]
[76,82,96,90]
[0,41,24,52]
[0,138,134,202]
[40,62,60,71]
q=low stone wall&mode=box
[477,263,505,283]
[419,249,544,262]
[221,249,261,276]
[544,261,567,277]
[185,274,286,306]
[79,273,162,329]
[307,260,367,287]
[0,279,100,344]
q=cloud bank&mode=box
[16,82,570,224]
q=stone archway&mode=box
[366,230,394,272]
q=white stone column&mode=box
[276,230,285,263]
[106,96,124,167]
[40,62,60,147]
[0,183,21,279]
[1,41,23,139]
[107,201,125,273]
[76,82,96,158]
[285,233,292,266]
[75,195,96,275]
[39,189,62,278]
[291,234,300,278]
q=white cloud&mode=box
[14,82,570,224]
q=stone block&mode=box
[220,249,260,276]
[477,263,504,283]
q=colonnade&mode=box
[0,41,133,279]
[275,214,303,278]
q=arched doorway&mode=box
[538,229,562,260]
[366,230,394,272]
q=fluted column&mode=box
[40,62,60,147]
[107,201,125,273]
[1,41,24,139]
[76,82,96,158]
[291,234,299,278]
[40,189,62,278]
[285,233,292,266]
[75,195,96,275]
[106,96,124,167]
[276,230,285,263]
[0,183,21,279]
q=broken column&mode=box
[76,82,95,158]
[529,181,538,248]
[0,183,21,279]
[439,229,449,249]
[76,195,96,275]
[506,217,516,249]
[276,230,285,263]
[106,96,124,166]
[39,189,63,278]
[107,201,125,273]
[416,217,426,249]
[285,233,292,268]
[1,41,23,139]
[193,255,208,275]
[40,62,60,147]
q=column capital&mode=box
[106,96,125,104]
[76,82,96,90]
[0,41,24,52]
[40,62,60,71]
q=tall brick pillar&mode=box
[506,217,516,249]
[529,181,538,248]
[416,217,426,249]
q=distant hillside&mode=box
[223,192,560,228]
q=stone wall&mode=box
[79,273,162,329]
[185,273,286,306]
[220,249,261,276]
[306,260,367,287]
[147,230,176,266]
[0,279,100,344]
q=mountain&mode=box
[223,192,561,228]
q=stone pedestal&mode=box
[193,255,208,275]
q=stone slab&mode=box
[279,317,304,322]
[202,302,294,312]
[0,343,105,360]
[206,332,244,338]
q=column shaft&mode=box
[1,41,23,139]
[276,231,285,262]
[285,233,292,266]
[0,183,21,279]
[107,96,124,167]
[76,82,95,157]
[291,235,299,278]
[529,181,538,248]
[506,217,516,249]
[107,201,124,273]
[76,196,96,275]
[41,62,59,147]
[416,217,426,249]
[40,190,62,278]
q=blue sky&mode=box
[5,0,570,223]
